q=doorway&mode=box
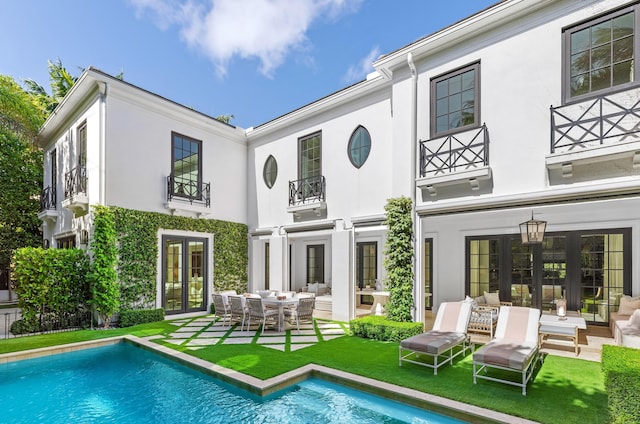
[356,242,377,305]
[162,236,207,314]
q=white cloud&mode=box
[342,46,380,84]
[128,0,363,78]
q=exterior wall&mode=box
[104,84,247,224]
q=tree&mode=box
[215,114,234,124]
[24,59,78,114]
[90,206,120,328]
[0,75,45,277]
[383,196,414,322]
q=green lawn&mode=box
[0,319,608,424]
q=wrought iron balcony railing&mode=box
[551,88,640,153]
[289,175,326,206]
[40,186,56,211]
[167,174,211,207]
[64,166,86,199]
[419,124,488,177]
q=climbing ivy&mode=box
[106,207,248,309]
[90,206,120,327]
[383,196,414,322]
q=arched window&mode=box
[263,155,278,188]
[348,126,371,169]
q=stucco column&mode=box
[331,227,353,322]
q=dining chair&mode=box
[284,296,315,334]
[246,297,278,335]
[228,295,248,331]
[212,293,231,327]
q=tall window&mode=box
[565,5,637,101]
[299,132,321,180]
[424,239,433,309]
[50,149,57,188]
[171,132,202,199]
[57,235,76,249]
[431,62,480,137]
[306,244,324,284]
[77,122,87,167]
[348,126,371,169]
[265,242,270,290]
[467,238,500,298]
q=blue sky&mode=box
[2,0,496,128]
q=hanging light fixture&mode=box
[519,212,546,244]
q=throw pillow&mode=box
[630,309,640,328]
[618,295,640,315]
[484,291,501,306]
[474,295,485,305]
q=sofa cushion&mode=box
[618,296,640,315]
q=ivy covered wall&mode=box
[108,207,248,309]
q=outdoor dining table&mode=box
[261,296,298,332]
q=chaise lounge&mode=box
[472,306,541,395]
[399,301,474,375]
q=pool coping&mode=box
[0,335,539,424]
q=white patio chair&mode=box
[228,295,248,331]
[212,293,231,327]
[284,296,315,334]
[246,297,279,335]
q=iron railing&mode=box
[1,309,92,340]
[40,186,56,211]
[289,175,326,206]
[167,174,211,207]
[551,88,640,153]
[419,124,488,177]
[64,166,86,199]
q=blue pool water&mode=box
[0,343,466,423]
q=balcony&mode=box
[287,175,327,217]
[37,186,58,225]
[548,88,640,179]
[61,166,88,216]
[165,174,211,216]
[416,124,492,197]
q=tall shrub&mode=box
[383,196,414,322]
[12,247,89,329]
[90,206,119,328]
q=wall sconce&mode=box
[519,212,547,244]
[556,298,567,320]
[80,230,89,245]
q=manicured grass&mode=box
[0,319,607,424]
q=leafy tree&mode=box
[383,196,414,322]
[90,206,120,328]
[24,59,78,114]
[0,75,45,275]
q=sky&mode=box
[2,0,497,129]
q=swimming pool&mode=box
[0,342,466,423]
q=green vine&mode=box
[383,196,414,322]
[90,206,119,327]
[107,207,248,309]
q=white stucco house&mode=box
[38,0,640,327]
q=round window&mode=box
[263,155,278,189]
[348,126,371,169]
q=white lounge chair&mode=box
[399,301,474,375]
[472,306,542,395]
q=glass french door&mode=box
[163,236,207,314]
[356,242,377,305]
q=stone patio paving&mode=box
[162,315,349,352]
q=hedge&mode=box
[350,315,423,342]
[119,308,165,327]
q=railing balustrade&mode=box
[289,175,326,206]
[40,186,56,211]
[167,174,211,207]
[419,124,488,177]
[64,166,86,199]
[551,88,640,153]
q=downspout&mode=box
[407,53,421,322]
[97,81,108,205]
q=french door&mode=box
[356,242,377,305]
[467,229,630,324]
[162,236,207,314]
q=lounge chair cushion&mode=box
[473,339,537,371]
[400,331,467,355]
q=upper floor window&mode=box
[263,155,278,189]
[431,62,480,137]
[77,122,87,167]
[171,132,202,200]
[299,132,321,180]
[348,125,371,169]
[50,149,57,188]
[565,5,637,101]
